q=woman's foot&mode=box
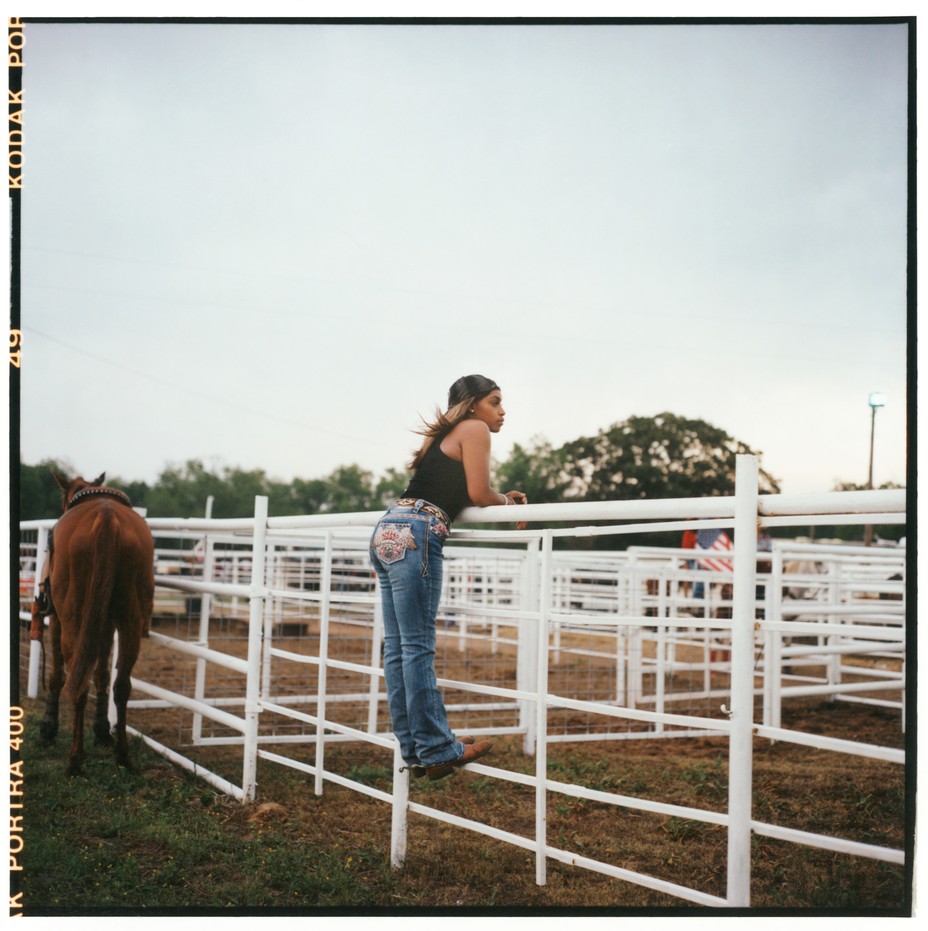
[424,739,493,781]
[402,736,477,779]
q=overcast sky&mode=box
[13,16,910,498]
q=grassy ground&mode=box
[17,696,910,916]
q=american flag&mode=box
[696,528,733,572]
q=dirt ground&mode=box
[17,608,910,911]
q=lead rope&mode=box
[29,600,47,690]
[30,575,53,691]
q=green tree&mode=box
[374,467,409,509]
[499,412,781,505]
[145,460,229,518]
[555,412,780,501]
[17,456,403,523]
[19,459,148,520]
[114,478,152,511]
[18,458,77,520]
[832,481,904,492]
[496,413,781,549]
[222,467,275,517]
[495,436,570,506]
[18,459,149,520]
[275,476,331,516]
[322,465,379,514]
[146,462,293,519]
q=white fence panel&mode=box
[16,460,907,907]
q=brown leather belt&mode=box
[394,498,452,526]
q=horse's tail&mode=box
[66,507,120,701]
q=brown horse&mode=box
[37,472,154,775]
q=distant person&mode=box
[681,527,701,599]
[681,528,698,560]
[370,375,527,781]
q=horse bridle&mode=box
[66,486,133,510]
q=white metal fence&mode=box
[17,455,907,907]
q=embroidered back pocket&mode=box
[373,523,418,565]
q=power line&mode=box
[21,325,397,451]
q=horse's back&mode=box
[51,500,155,609]
[56,499,153,557]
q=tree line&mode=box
[18,458,408,522]
[18,412,902,544]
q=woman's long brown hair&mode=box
[408,399,472,470]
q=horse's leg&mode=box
[93,643,114,747]
[112,630,140,769]
[66,686,88,776]
[39,615,64,745]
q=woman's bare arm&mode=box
[443,420,527,508]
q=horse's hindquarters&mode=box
[43,494,154,773]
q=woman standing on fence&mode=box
[370,375,527,781]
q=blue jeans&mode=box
[370,502,464,768]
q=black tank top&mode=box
[402,436,470,521]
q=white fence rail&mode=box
[17,456,907,907]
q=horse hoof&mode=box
[66,761,83,777]
[95,730,114,747]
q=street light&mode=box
[867,392,887,489]
[864,392,887,546]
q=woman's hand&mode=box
[504,490,529,530]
